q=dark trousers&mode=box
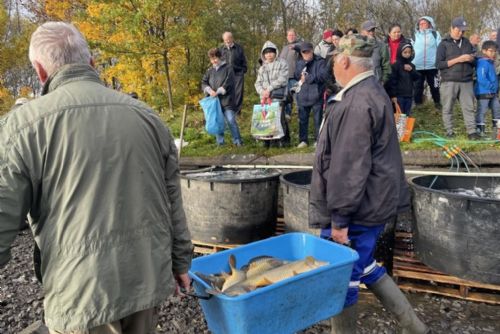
[397,96,413,116]
[414,69,440,105]
[234,73,245,114]
[298,103,323,143]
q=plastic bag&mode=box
[394,103,415,142]
[199,96,225,135]
[251,101,284,139]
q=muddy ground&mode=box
[1,230,499,334]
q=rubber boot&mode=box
[368,274,429,334]
[330,304,357,334]
[477,124,485,137]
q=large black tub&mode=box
[181,168,280,244]
[409,175,500,284]
[280,170,319,235]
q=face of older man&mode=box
[223,33,233,47]
[287,30,297,43]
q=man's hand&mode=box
[174,272,191,296]
[459,54,474,63]
[331,227,349,245]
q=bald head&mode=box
[222,31,234,47]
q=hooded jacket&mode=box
[474,57,499,97]
[386,43,420,98]
[255,41,289,98]
[412,16,441,70]
[0,64,193,330]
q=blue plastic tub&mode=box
[189,232,359,334]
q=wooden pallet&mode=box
[193,217,287,254]
[393,231,500,304]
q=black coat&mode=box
[201,62,235,111]
[436,35,475,82]
[309,76,410,228]
[385,44,420,98]
[294,55,328,107]
[220,43,248,75]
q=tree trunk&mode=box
[162,50,174,114]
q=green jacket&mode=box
[0,64,193,330]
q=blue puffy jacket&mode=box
[474,57,499,97]
[412,16,441,70]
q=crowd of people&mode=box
[202,16,500,145]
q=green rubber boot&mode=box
[368,274,429,334]
[330,304,357,334]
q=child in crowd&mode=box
[474,41,500,136]
[385,42,420,115]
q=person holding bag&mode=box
[202,48,243,146]
[254,41,291,146]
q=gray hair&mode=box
[348,55,373,70]
[29,22,91,76]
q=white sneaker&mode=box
[297,141,308,148]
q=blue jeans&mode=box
[298,103,323,143]
[397,96,413,116]
[321,223,387,307]
[476,97,500,125]
[284,79,297,116]
[216,109,242,145]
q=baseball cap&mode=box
[300,42,314,52]
[451,16,468,31]
[333,34,375,58]
[361,20,377,31]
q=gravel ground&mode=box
[1,230,499,334]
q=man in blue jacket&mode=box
[294,42,328,148]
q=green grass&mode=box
[159,100,500,158]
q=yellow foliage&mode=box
[44,0,74,21]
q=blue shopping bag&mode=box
[199,96,225,135]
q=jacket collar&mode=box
[331,70,374,102]
[42,64,103,96]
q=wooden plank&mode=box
[398,282,500,305]
[393,262,438,274]
[393,269,500,291]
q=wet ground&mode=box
[1,230,499,333]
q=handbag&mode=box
[270,86,287,100]
[394,103,415,142]
[251,99,284,139]
[199,96,225,135]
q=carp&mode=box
[223,256,328,297]
[220,254,246,292]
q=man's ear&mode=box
[33,61,48,84]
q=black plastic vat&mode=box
[280,170,319,235]
[180,168,280,244]
[409,175,500,284]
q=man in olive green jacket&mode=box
[0,22,193,333]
